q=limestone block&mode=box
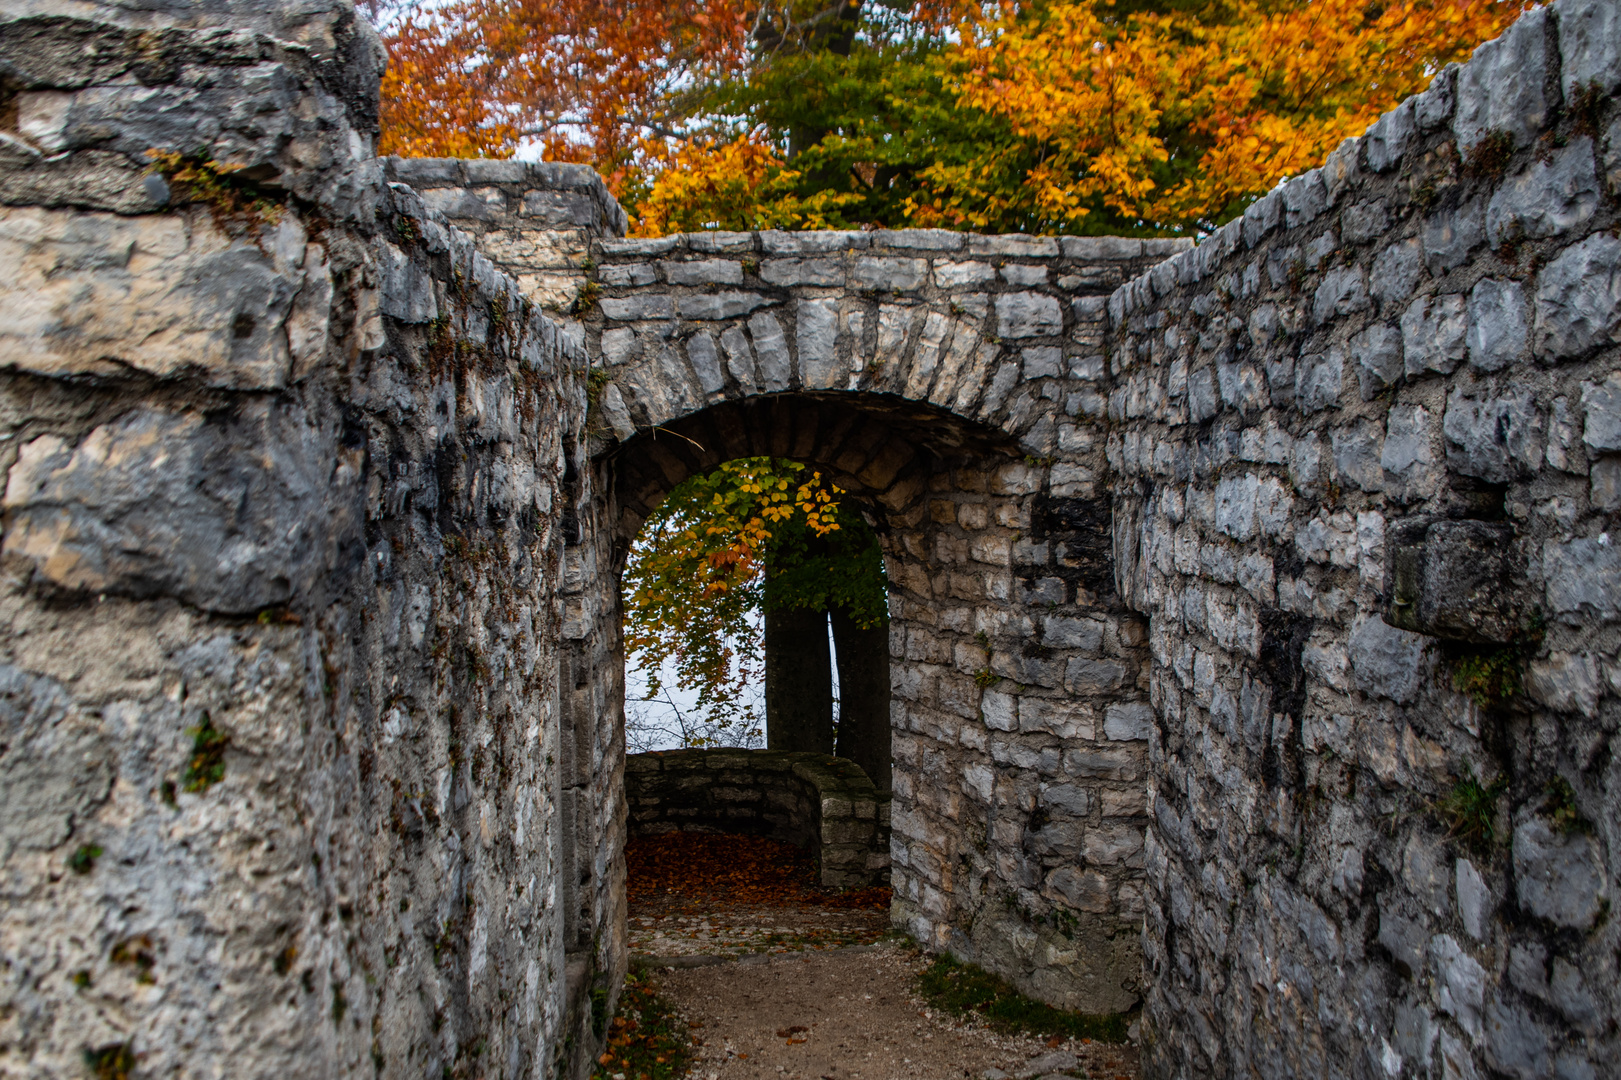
[1466,277,1529,371]
[1369,239,1425,311]
[1543,536,1621,618]
[0,665,114,856]
[1455,858,1492,941]
[1512,816,1606,929]
[1341,199,1390,245]
[996,292,1063,338]
[1242,190,1282,247]
[852,257,927,291]
[1485,138,1600,246]
[1295,351,1345,413]
[1484,1002,1553,1079]
[600,236,680,257]
[1386,519,1527,643]
[1400,293,1468,375]
[2,403,357,614]
[796,297,840,389]
[1429,934,1486,1039]
[1533,232,1621,361]
[1312,266,1370,324]
[421,186,505,221]
[686,231,754,252]
[1043,615,1104,651]
[684,332,725,396]
[871,229,961,250]
[1103,702,1154,741]
[1281,169,1328,228]
[661,258,742,286]
[747,312,792,391]
[1422,197,1486,276]
[676,292,770,320]
[1332,420,1385,493]
[760,258,845,286]
[1580,371,1621,451]
[1351,322,1403,398]
[1363,99,1415,172]
[600,263,656,287]
[934,261,997,289]
[0,206,316,389]
[1413,65,1457,130]
[1453,5,1550,152]
[518,189,598,227]
[600,293,674,321]
[760,230,868,253]
[718,325,757,392]
[1558,0,1621,98]
[969,234,1059,257]
[1001,264,1048,286]
[1381,404,1441,502]
[1442,387,1542,482]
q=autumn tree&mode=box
[623,458,889,782]
[916,0,1537,234]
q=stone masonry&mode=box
[1110,3,1621,1075]
[625,749,890,889]
[0,3,619,1078]
[0,0,1618,1077]
[382,155,625,316]
[587,230,1183,1014]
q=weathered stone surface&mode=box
[1387,519,1527,643]
[1466,277,1529,371]
[1401,293,1469,375]
[1533,232,1621,361]
[0,207,317,388]
[662,258,743,286]
[797,297,840,389]
[3,404,359,614]
[1443,388,1542,482]
[1512,816,1607,929]
[1453,5,1550,151]
[1558,0,1621,97]
[761,257,845,286]
[1487,139,1601,246]
[996,292,1063,338]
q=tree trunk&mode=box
[764,596,833,755]
[830,606,891,792]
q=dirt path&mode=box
[652,944,1139,1080]
[621,832,1139,1080]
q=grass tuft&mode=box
[917,952,1131,1044]
[1435,770,1506,855]
[591,971,697,1080]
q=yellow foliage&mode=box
[632,132,865,236]
[931,0,1534,230]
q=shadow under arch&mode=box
[602,390,1026,554]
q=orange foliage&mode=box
[928,0,1535,230]
[377,0,754,171]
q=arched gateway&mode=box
[1,2,1617,1078]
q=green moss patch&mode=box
[917,952,1131,1044]
[592,971,697,1080]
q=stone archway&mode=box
[567,223,1177,1014]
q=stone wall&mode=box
[1107,1,1621,1074]
[384,155,626,317]
[4,0,1619,1074]
[588,230,1187,1015]
[625,749,890,889]
[0,3,619,1078]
